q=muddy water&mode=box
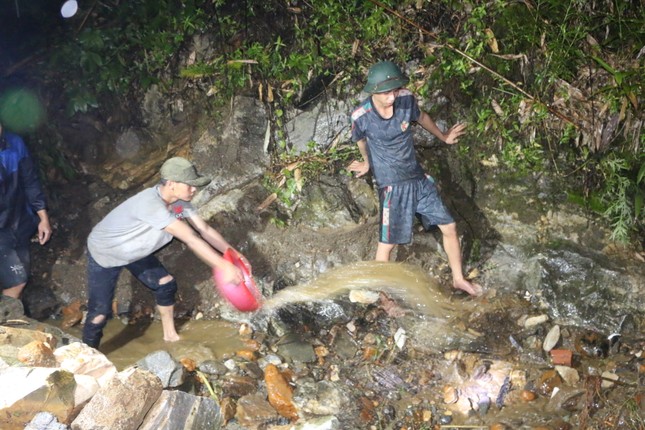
[65,261,465,370]
[263,261,465,318]
[63,319,244,370]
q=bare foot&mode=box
[164,333,180,342]
[453,279,483,297]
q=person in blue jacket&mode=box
[0,121,52,299]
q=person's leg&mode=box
[375,242,396,261]
[2,283,25,298]
[127,256,180,342]
[417,176,481,296]
[376,184,413,262]
[83,253,121,348]
[438,222,481,296]
[0,229,30,298]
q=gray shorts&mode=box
[378,175,454,245]
[0,227,31,289]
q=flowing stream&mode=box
[63,261,468,369]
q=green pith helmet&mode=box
[363,61,409,94]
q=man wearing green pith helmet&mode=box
[349,61,482,296]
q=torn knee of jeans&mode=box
[91,314,106,324]
[159,275,174,285]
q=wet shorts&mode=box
[378,175,454,245]
[0,227,31,289]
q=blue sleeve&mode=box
[17,139,48,212]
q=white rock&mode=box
[73,374,100,407]
[348,289,380,304]
[54,342,117,388]
[555,365,580,385]
[394,328,407,350]
[524,314,548,328]
[601,371,619,388]
[542,325,560,352]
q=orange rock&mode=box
[264,364,298,420]
[236,349,257,361]
[442,385,459,404]
[537,369,562,396]
[362,346,378,361]
[549,349,573,367]
[241,338,261,350]
[490,424,507,430]
[61,300,83,329]
[180,357,197,372]
[358,396,375,422]
[17,340,56,367]
[314,345,329,358]
[520,390,537,402]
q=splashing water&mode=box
[262,261,462,318]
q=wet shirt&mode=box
[0,131,47,232]
[350,89,425,188]
[87,186,196,268]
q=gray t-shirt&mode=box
[350,89,425,187]
[87,186,195,267]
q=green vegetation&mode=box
[29,0,645,243]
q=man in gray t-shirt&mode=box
[83,157,247,348]
[349,61,481,296]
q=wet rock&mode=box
[236,349,258,361]
[0,367,76,430]
[520,390,537,401]
[220,397,236,424]
[600,370,619,388]
[235,393,279,427]
[220,374,258,398]
[71,367,162,430]
[240,361,264,379]
[546,387,585,412]
[0,296,25,321]
[537,369,563,396]
[575,330,609,358]
[290,415,340,430]
[293,378,350,416]
[555,365,580,385]
[330,329,358,360]
[61,301,83,330]
[139,390,221,430]
[179,357,197,372]
[275,334,316,364]
[136,350,186,389]
[199,360,228,376]
[370,365,407,392]
[265,363,298,420]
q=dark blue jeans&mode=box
[82,252,177,348]
[0,222,36,290]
